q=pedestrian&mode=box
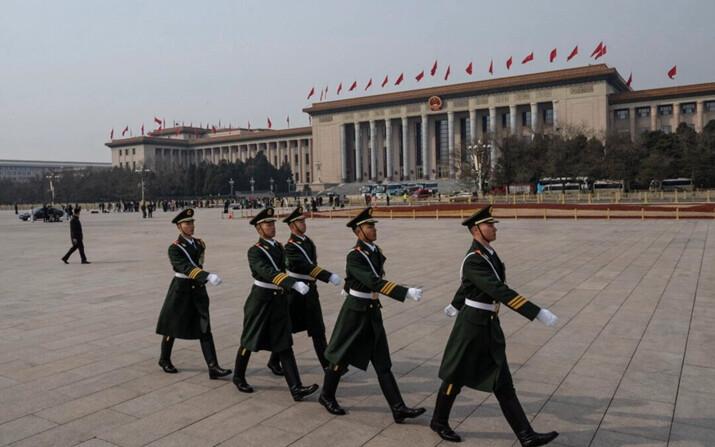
[42,203,49,222]
[231,207,319,402]
[61,208,90,264]
[319,207,426,422]
[430,206,559,445]
[155,208,232,379]
[265,206,341,374]
[14,202,18,214]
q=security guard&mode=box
[232,207,319,401]
[265,206,342,373]
[319,207,426,423]
[155,208,232,379]
[431,206,559,445]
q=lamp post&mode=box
[286,177,292,193]
[269,177,274,192]
[45,172,57,205]
[135,168,150,204]
[250,177,255,194]
[470,140,491,198]
[229,178,234,197]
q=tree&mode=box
[450,139,491,194]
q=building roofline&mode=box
[105,126,313,148]
[609,82,715,105]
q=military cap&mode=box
[282,205,306,223]
[461,205,499,228]
[346,207,378,229]
[172,208,195,224]
[249,207,277,226]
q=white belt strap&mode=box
[288,271,314,281]
[289,240,314,265]
[349,289,377,299]
[174,273,190,279]
[465,299,496,312]
[255,245,280,271]
[254,280,280,290]
[349,248,380,278]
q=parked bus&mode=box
[592,180,625,193]
[538,177,589,193]
[649,178,694,192]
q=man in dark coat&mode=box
[155,208,232,380]
[430,206,559,446]
[61,208,90,264]
[318,207,426,424]
[231,207,319,402]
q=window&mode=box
[482,116,490,132]
[305,172,310,183]
[637,107,650,118]
[305,153,310,165]
[284,155,288,164]
[659,105,673,116]
[132,161,136,170]
[294,154,299,165]
[707,101,715,112]
[502,113,510,128]
[615,109,629,120]
[273,156,278,166]
[682,103,696,114]
[522,111,532,127]
[295,173,300,183]
[132,148,136,155]
[544,110,554,125]
[661,125,672,133]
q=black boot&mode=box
[377,370,426,423]
[267,351,284,376]
[159,336,178,373]
[319,366,346,415]
[430,391,461,442]
[280,349,319,401]
[312,334,330,369]
[499,394,558,447]
[232,348,254,393]
[199,334,232,379]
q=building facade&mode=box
[0,160,111,182]
[105,64,715,190]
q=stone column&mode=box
[340,124,347,182]
[650,105,657,131]
[696,101,705,132]
[509,104,517,135]
[385,119,393,181]
[401,117,409,179]
[354,123,362,182]
[421,114,429,179]
[552,100,559,130]
[369,120,377,181]
[673,102,680,131]
[629,107,636,137]
[447,111,455,178]
[469,109,477,143]
[489,107,497,171]
[530,102,538,133]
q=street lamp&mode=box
[469,140,491,197]
[229,178,234,197]
[45,172,57,204]
[269,177,274,192]
[250,177,255,194]
[286,177,292,193]
[135,168,150,204]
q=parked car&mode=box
[411,188,433,199]
[18,207,64,222]
[449,191,478,202]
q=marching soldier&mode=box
[431,206,559,445]
[319,207,426,423]
[232,207,319,401]
[265,206,342,375]
[155,208,232,379]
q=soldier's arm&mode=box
[248,246,297,289]
[169,244,210,282]
[463,255,541,320]
[450,285,467,310]
[346,249,408,301]
[285,242,333,283]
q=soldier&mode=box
[430,206,559,445]
[232,207,319,401]
[61,207,90,264]
[265,206,342,375]
[319,207,426,423]
[155,208,232,380]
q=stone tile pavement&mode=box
[0,208,713,446]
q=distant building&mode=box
[0,159,112,182]
[105,64,715,190]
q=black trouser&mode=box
[62,240,86,262]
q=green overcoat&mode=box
[324,240,408,372]
[438,240,541,392]
[240,238,298,353]
[156,236,212,339]
[284,233,333,336]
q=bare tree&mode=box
[450,139,491,196]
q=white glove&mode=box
[536,309,558,327]
[207,273,222,286]
[444,304,458,318]
[340,289,348,299]
[406,288,422,301]
[329,274,342,286]
[292,281,309,295]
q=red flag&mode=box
[364,78,373,91]
[626,73,632,87]
[110,129,114,139]
[550,48,557,63]
[348,80,357,91]
[175,127,179,136]
[444,65,451,81]
[489,60,493,75]
[430,60,438,76]
[194,129,198,138]
[320,90,323,101]
[267,117,272,129]
[415,70,425,82]
[381,75,389,87]
[590,41,603,58]
[567,45,578,61]
[395,73,404,85]
[154,116,162,125]
[521,52,534,64]
[466,61,473,75]
[325,85,328,95]
[212,125,217,134]
[506,57,513,70]
[141,124,144,135]
[147,131,152,137]
[668,65,677,79]
[122,125,128,136]
[337,82,343,95]
[157,126,162,132]
[307,86,315,99]
[247,121,251,130]
[594,45,607,60]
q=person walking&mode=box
[61,208,90,264]
[430,206,559,445]
[155,208,232,380]
[318,207,426,423]
[231,207,319,402]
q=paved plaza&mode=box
[0,208,713,447]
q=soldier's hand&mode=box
[292,281,310,295]
[406,288,422,301]
[207,273,222,286]
[444,304,458,318]
[340,289,348,299]
[536,309,558,327]
[329,274,342,286]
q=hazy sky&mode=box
[2,0,714,163]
